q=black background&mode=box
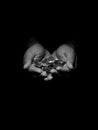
[3,4,94,126]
